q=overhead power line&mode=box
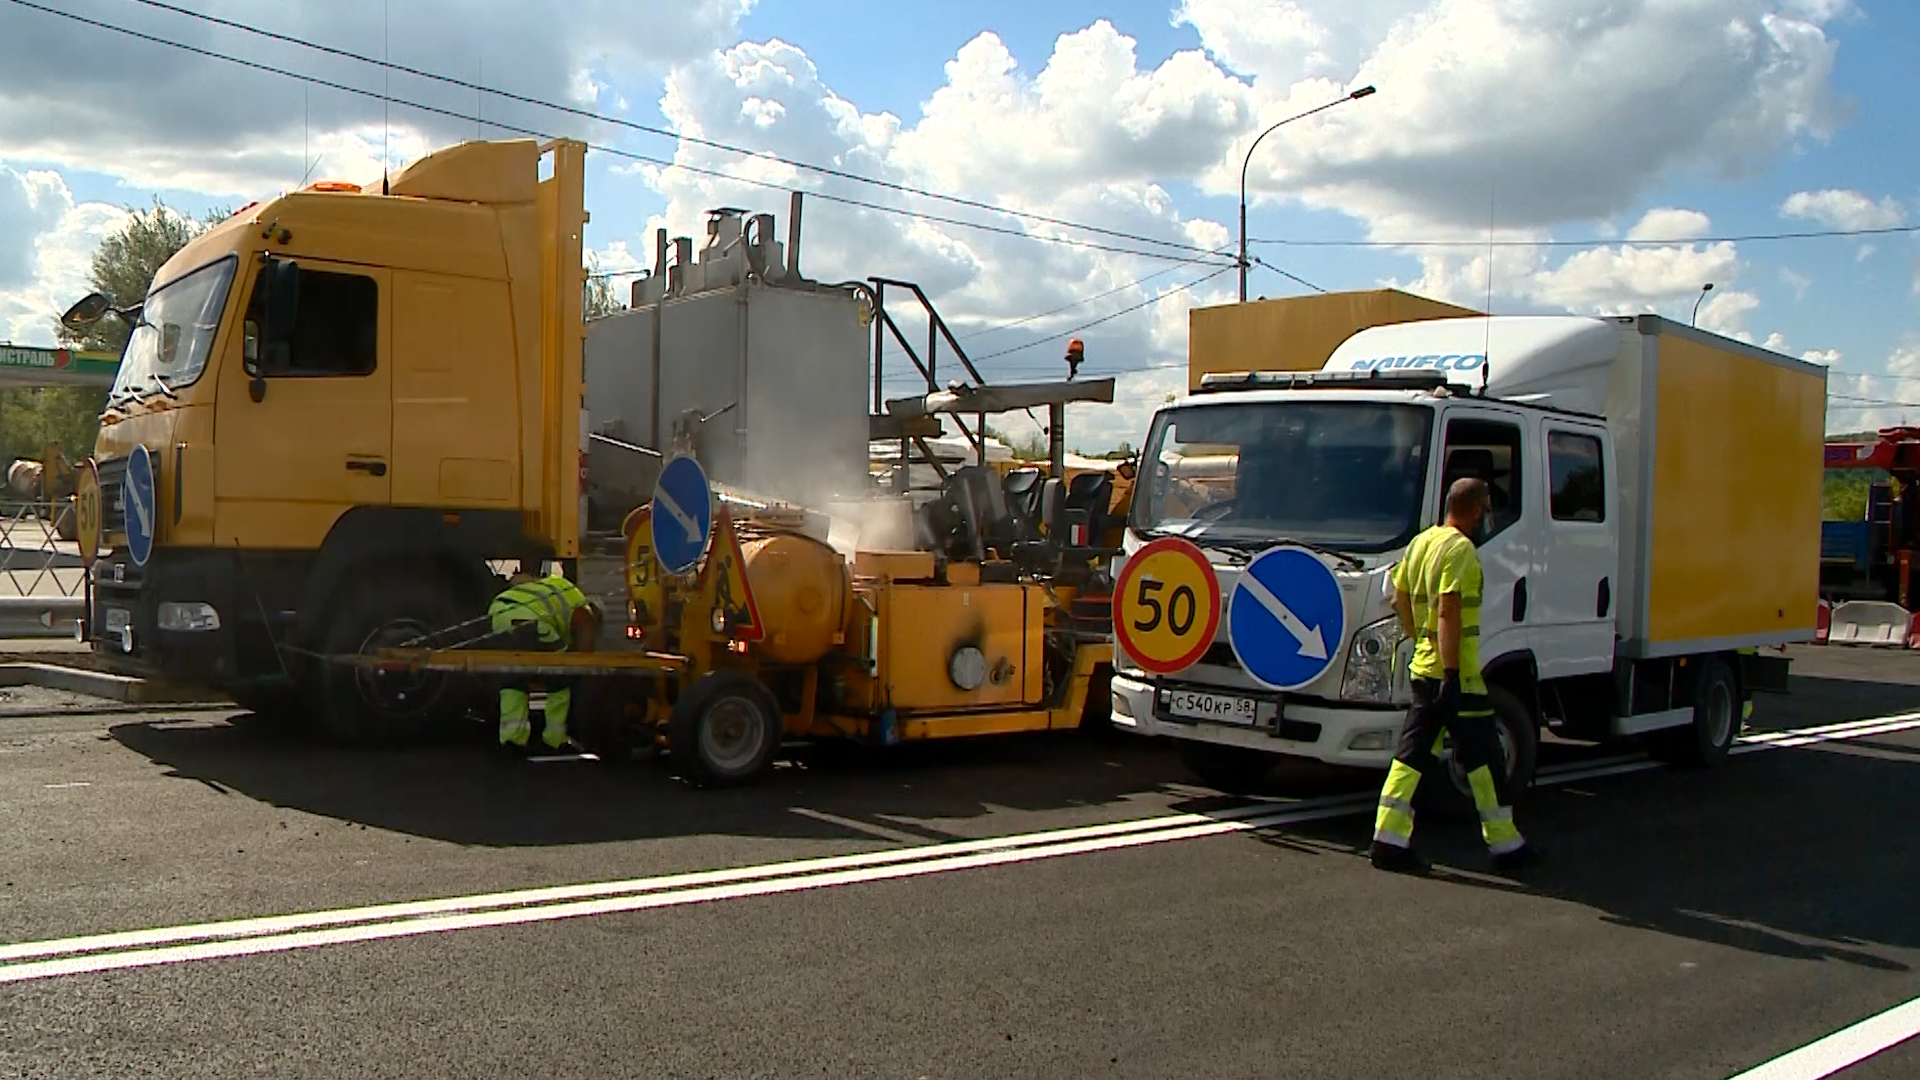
[116,0,1220,261]
[1250,223,1920,250]
[958,248,1234,341]
[2,0,1233,266]
[972,264,1236,365]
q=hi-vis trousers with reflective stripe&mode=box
[1373,677,1525,855]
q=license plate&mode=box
[104,608,130,634]
[1161,689,1259,724]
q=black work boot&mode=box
[1369,842,1431,875]
[1490,843,1544,875]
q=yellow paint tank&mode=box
[742,532,851,665]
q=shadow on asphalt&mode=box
[1234,679,1920,973]
[104,714,1269,849]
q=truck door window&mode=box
[245,266,378,377]
[1441,418,1523,540]
[1548,431,1606,522]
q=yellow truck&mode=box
[64,138,588,738]
[64,136,1124,762]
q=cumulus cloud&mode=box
[0,170,129,345]
[1627,208,1713,242]
[0,0,754,194]
[629,32,1243,446]
[1199,0,1846,231]
[1779,266,1812,299]
[1780,188,1906,231]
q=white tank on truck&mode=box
[1108,314,1827,813]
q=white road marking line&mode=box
[0,799,1374,985]
[1724,994,1920,1080]
[41,782,90,790]
[2,710,1915,984]
[0,799,1304,965]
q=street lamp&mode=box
[1239,84,1377,302]
[1690,282,1714,327]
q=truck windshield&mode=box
[110,255,237,403]
[1132,399,1434,554]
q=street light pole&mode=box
[1690,282,1715,327]
[1239,84,1376,302]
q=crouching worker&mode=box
[489,569,601,754]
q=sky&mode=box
[0,0,1915,449]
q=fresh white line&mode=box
[0,800,1369,984]
[1724,995,1920,1080]
[2,709,1915,984]
[0,796,1321,964]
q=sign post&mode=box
[124,445,156,568]
[1112,536,1221,676]
[650,454,714,578]
[74,458,102,569]
[1227,545,1346,692]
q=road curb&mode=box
[0,662,220,705]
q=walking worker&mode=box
[1370,477,1542,875]
[489,568,599,753]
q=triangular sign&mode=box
[705,504,764,642]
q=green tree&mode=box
[55,198,230,353]
[583,253,627,320]
[2,199,227,465]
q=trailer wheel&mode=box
[1178,741,1274,793]
[1652,657,1738,769]
[1421,684,1539,823]
[668,670,784,787]
[318,576,467,745]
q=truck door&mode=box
[1437,409,1538,669]
[1532,422,1618,677]
[213,260,393,547]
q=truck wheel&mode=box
[1178,741,1274,793]
[668,669,784,786]
[318,576,468,745]
[1652,657,1739,768]
[1421,684,1539,823]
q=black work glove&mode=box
[1440,670,1462,714]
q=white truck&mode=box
[1109,314,1826,813]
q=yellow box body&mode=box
[1643,335,1825,646]
[1188,289,1479,392]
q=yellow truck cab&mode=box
[76,138,588,740]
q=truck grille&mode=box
[96,454,129,538]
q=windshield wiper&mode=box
[149,375,178,400]
[1269,537,1366,572]
[1194,534,1365,571]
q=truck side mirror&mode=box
[247,258,301,400]
[265,258,301,334]
[61,292,114,330]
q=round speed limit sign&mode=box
[1113,536,1221,675]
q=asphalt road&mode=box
[0,645,1916,1079]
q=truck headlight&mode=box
[1340,615,1404,704]
[157,601,221,632]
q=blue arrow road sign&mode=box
[1228,545,1346,692]
[124,444,156,568]
[651,454,714,576]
